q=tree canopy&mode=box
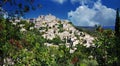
[0,0,42,18]
[115,8,120,38]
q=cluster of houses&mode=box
[33,14,95,53]
[9,14,95,53]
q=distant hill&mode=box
[75,26,95,32]
[75,26,115,32]
[102,26,114,30]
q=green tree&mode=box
[0,17,6,65]
[52,36,63,45]
[115,8,120,38]
[93,29,117,66]
[114,8,120,66]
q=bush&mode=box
[52,36,63,45]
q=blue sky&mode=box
[2,0,120,26]
[24,0,80,19]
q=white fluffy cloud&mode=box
[68,0,116,26]
[52,0,67,4]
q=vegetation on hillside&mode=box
[0,17,99,66]
[0,2,120,65]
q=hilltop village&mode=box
[10,14,95,53]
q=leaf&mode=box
[13,0,16,5]
[32,6,36,10]
[3,0,7,3]
[15,10,18,14]
[38,4,42,8]
[18,3,22,8]
[30,0,34,4]
[0,1,2,7]
[9,0,13,6]
[24,5,30,12]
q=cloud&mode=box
[71,0,91,5]
[68,0,116,26]
[52,0,67,4]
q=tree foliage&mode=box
[0,17,99,66]
[0,0,42,18]
[1,3,120,66]
[115,8,120,38]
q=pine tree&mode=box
[114,8,120,65]
[115,8,120,38]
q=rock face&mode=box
[34,14,95,49]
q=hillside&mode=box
[33,14,95,51]
[1,14,118,66]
